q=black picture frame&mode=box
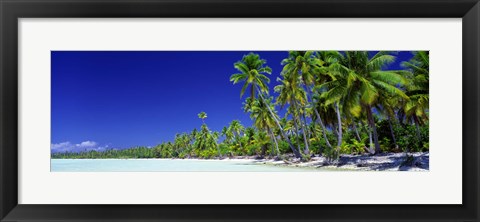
[1,0,479,221]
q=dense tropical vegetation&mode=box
[52,51,429,162]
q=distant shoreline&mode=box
[52,152,429,171]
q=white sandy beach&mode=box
[53,152,428,172]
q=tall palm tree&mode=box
[280,51,322,155]
[194,124,210,151]
[402,51,429,140]
[198,112,207,124]
[311,92,333,150]
[314,51,347,150]
[195,112,217,157]
[274,75,310,155]
[248,97,281,157]
[230,53,302,158]
[376,93,402,149]
[230,53,272,101]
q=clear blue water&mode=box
[50,159,319,172]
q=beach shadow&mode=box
[331,153,430,171]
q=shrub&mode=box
[340,139,365,154]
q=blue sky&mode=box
[51,51,413,152]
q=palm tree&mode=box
[311,92,333,150]
[198,112,207,124]
[376,93,402,149]
[280,51,322,155]
[221,126,234,144]
[323,51,408,154]
[229,120,244,139]
[244,127,256,148]
[228,120,245,151]
[230,53,272,101]
[248,97,281,157]
[402,51,429,141]
[274,75,310,155]
[194,124,210,151]
[253,130,270,157]
[314,51,347,150]
[211,131,221,157]
[230,53,302,158]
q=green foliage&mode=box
[53,51,429,161]
[323,145,339,162]
[380,137,391,152]
[310,130,337,155]
[52,146,156,159]
[393,122,429,152]
[198,149,217,159]
[277,140,292,154]
[245,143,261,156]
[340,139,365,154]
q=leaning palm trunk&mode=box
[335,103,343,148]
[257,89,302,158]
[332,124,339,138]
[267,126,280,157]
[293,101,310,155]
[301,111,311,154]
[352,122,362,142]
[268,128,280,157]
[388,116,398,149]
[313,107,333,150]
[299,81,313,155]
[366,106,381,154]
[413,115,422,141]
[291,100,307,154]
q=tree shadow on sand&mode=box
[334,153,429,171]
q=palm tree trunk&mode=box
[293,100,309,155]
[352,122,361,141]
[261,145,266,157]
[216,145,222,158]
[298,106,310,155]
[236,132,244,153]
[313,107,333,149]
[256,89,302,158]
[335,103,342,148]
[366,127,374,154]
[291,113,302,150]
[306,122,313,141]
[268,128,280,157]
[290,100,305,151]
[413,115,422,141]
[388,116,398,149]
[366,105,381,154]
[332,124,338,138]
[301,111,311,154]
[397,111,405,125]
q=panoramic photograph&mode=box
[51,51,429,172]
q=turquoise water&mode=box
[50,159,319,172]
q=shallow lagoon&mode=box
[50,159,320,172]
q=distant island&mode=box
[52,51,429,171]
